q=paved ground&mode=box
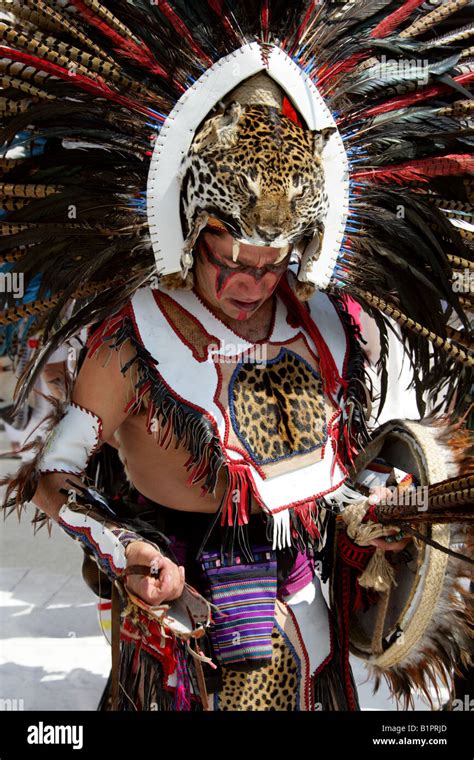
[0,429,441,712]
[0,431,111,711]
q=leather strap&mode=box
[124,564,161,577]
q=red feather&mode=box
[206,0,223,12]
[291,0,318,47]
[282,96,302,126]
[0,46,157,117]
[353,154,474,184]
[69,0,171,79]
[370,0,425,39]
[261,0,269,42]
[316,54,367,92]
[361,72,474,117]
[152,1,213,67]
[205,0,239,42]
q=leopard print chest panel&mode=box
[230,348,327,465]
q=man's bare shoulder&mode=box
[72,330,138,440]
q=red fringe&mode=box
[87,309,129,358]
[220,462,265,528]
[294,500,321,540]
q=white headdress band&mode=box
[147,42,349,291]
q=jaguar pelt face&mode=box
[180,102,335,251]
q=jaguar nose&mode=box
[256,226,283,243]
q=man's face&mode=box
[194,227,291,321]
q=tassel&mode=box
[172,640,192,711]
[294,499,321,540]
[358,548,397,593]
[220,462,253,527]
[271,510,291,550]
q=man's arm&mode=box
[31,340,132,518]
[31,339,185,605]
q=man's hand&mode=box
[367,486,413,553]
[124,541,185,605]
[368,531,412,553]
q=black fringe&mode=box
[103,313,227,496]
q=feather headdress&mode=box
[0,0,472,416]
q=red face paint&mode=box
[200,233,291,300]
[194,228,292,322]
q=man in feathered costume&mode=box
[0,0,472,711]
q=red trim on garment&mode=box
[213,353,266,479]
[331,296,352,402]
[57,518,124,577]
[312,607,335,678]
[214,329,338,479]
[70,400,104,449]
[128,297,223,490]
[152,288,220,363]
[259,473,348,515]
[128,289,348,519]
[277,276,347,398]
[338,530,376,570]
[38,402,103,474]
[285,601,313,710]
[86,304,132,358]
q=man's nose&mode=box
[234,271,272,295]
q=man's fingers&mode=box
[369,536,412,552]
[132,567,184,605]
